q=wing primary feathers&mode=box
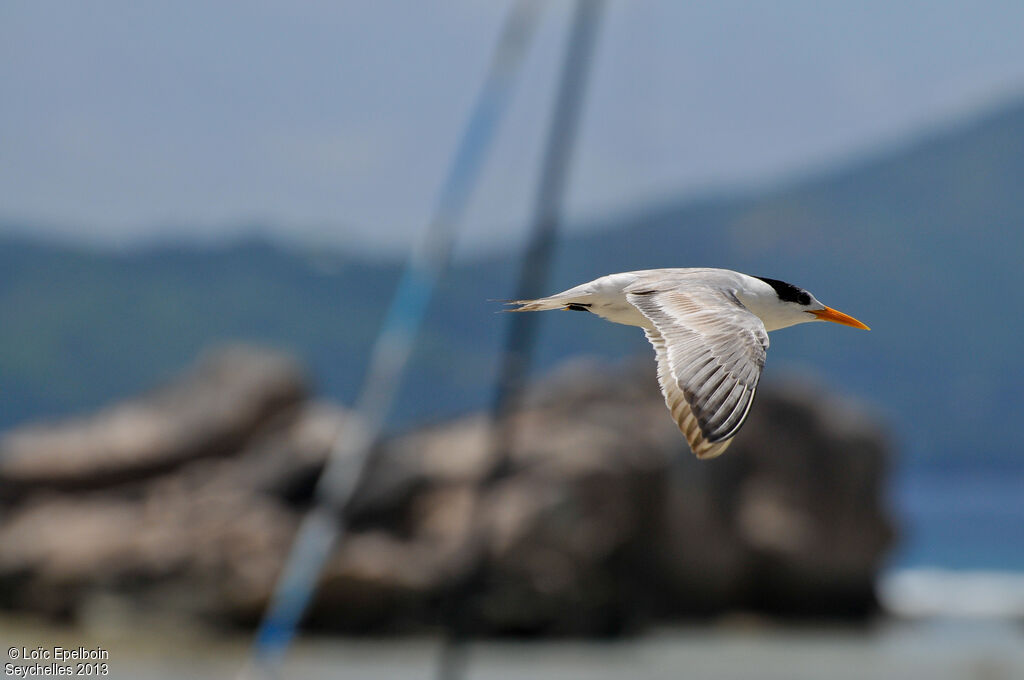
[629,289,768,458]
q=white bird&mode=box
[508,268,869,459]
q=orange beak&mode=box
[809,306,870,330]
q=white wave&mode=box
[880,568,1024,619]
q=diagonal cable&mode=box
[238,3,543,677]
[436,2,605,679]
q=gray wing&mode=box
[627,288,769,459]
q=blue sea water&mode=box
[877,461,1024,619]
[886,461,1024,572]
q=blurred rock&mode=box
[0,346,306,496]
[0,347,894,634]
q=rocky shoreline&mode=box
[0,346,894,635]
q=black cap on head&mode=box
[755,276,812,305]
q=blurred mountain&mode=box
[3,97,1024,463]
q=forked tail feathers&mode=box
[502,296,583,312]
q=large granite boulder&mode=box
[0,348,894,633]
[0,346,306,497]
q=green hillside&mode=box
[0,239,398,427]
[3,99,1024,463]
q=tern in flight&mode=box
[508,268,869,459]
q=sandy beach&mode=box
[4,615,1022,680]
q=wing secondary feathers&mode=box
[627,288,769,459]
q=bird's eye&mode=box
[798,292,811,305]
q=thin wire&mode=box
[491,0,605,446]
[436,2,605,679]
[238,3,542,678]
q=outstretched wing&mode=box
[627,288,769,459]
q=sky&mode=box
[3,1,1024,252]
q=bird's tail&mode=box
[503,294,583,312]
[503,297,561,312]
